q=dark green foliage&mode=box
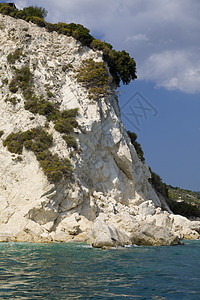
[0,4,47,23]
[63,135,78,149]
[37,151,72,182]
[167,185,200,217]
[91,39,137,86]
[5,96,19,105]
[53,22,93,46]
[10,64,79,150]
[9,65,33,94]
[148,170,200,218]
[167,198,200,218]
[168,185,200,202]
[3,131,29,154]
[61,108,79,118]
[25,97,56,119]
[0,4,137,87]
[25,16,46,27]
[149,169,168,198]
[0,130,4,138]
[127,131,145,161]
[54,119,74,134]
[0,3,16,15]
[3,127,73,182]
[21,6,47,19]
[45,22,57,33]
[46,90,54,98]
[9,79,18,93]
[54,109,79,135]
[2,78,8,85]
[7,49,22,64]
[62,64,73,72]
[76,58,110,99]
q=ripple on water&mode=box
[0,241,199,299]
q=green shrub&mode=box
[5,96,19,105]
[21,6,47,19]
[45,22,56,33]
[3,128,73,182]
[76,58,110,99]
[63,135,77,149]
[61,108,79,118]
[54,119,74,134]
[0,130,4,138]
[0,4,16,15]
[27,16,46,27]
[62,64,73,72]
[127,131,145,161]
[46,90,54,98]
[149,169,168,198]
[167,198,200,218]
[3,131,26,154]
[91,39,137,86]
[7,49,22,64]
[9,65,33,94]
[9,79,18,93]
[0,4,137,87]
[25,97,55,118]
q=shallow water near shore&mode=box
[0,240,200,299]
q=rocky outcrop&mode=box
[0,14,200,247]
[87,218,131,248]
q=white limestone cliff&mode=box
[0,14,199,246]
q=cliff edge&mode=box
[0,14,199,246]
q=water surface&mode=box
[0,240,200,299]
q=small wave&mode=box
[77,245,93,248]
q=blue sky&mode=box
[10,0,200,190]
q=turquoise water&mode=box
[0,240,200,299]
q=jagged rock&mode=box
[170,214,200,239]
[130,222,180,246]
[87,218,131,248]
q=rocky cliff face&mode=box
[0,14,199,245]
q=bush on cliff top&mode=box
[0,3,137,87]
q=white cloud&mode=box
[126,34,148,43]
[14,0,200,94]
[140,50,200,93]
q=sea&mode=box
[0,240,200,299]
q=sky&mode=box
[4,0,200,191]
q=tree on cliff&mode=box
[21,6,47,19]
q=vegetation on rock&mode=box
[127,131,145,161]
[149,170,200,218]
[21,6,47,19]
[8,64,79,137]
[5,60,79,182]
[149,169,168,198]
[0,3,137,87]
[3,128,73,182]
[127,129,200,219]
[166,186,200,218]
[7,49,22,64]
[76,58,110,99]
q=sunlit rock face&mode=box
[0,14,199,246]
